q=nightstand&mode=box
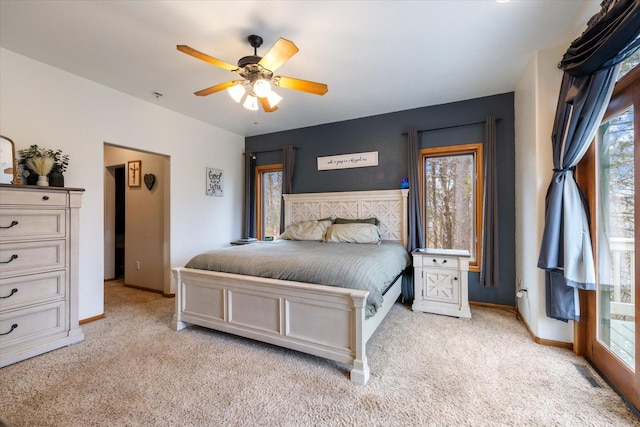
[411,248,471,318]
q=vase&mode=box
[36,175,49,187]
[25,172,38,185]
[49,171,64,187]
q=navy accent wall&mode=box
[246,93,515,306]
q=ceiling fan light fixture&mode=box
[243,94,259,111]
[266,91,283,108]
[227,83,246,103]
[252,79,272,98]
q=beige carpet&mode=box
[0,281,638,427]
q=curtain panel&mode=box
[243,152,256,238]
[538,0,640,321]
[280,145,295,233]
[481,116,499,287]
[403,128,425,301]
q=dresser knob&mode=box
[454,277,458,281]
[0,254,18,264]
[42,195,50,201]
[0,288,18,299]
[0,220,19,229]
[0,324,18,336]
[442,259,447,264]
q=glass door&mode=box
[587,63,639,410]
[596,105,635,366]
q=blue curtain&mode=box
[402,128,425,301]
[538,0,639,321]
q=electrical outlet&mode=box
[136,261,141,270]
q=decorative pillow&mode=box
[333,217,380,226]
[278,219,332,241]
[323,223,381,244]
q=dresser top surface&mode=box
[0,184,85,192]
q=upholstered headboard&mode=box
[283,189,408,247]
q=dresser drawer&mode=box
[0,189,68,207]
[0,270,66,311]
[0,209,66,243]
[0,300,67,350]
[0,241,66,278]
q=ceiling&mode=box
[0,0,600,137]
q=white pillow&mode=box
[278,219,332,241]
[323,223,381,244]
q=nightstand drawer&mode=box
[0,241,66,278]
[413,254,459,269]
[427,256,458,269]
[0,189,68,207]
[0,271,66,311]
[0,301,67,349]
[0,209,66,243]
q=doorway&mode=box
[114,165,125,279]
[104,144,171,295]
[578,63,639,411]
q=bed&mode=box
[171,189,409,384]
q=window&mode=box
[420,143,483,271]
[256,164,282,240]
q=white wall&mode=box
[514,42,573,343]
[0,48,245,320]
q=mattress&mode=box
[185,240,410,318]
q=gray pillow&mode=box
[333,217,380,226]
[323,223,381,244]
[279,219,332,241]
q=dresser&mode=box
[412,248,471,318]
[0,184,84,367]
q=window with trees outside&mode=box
[256,164,282,240]
[420,143,483,271]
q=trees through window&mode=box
[421,143,483,270]
[256,164,282,240]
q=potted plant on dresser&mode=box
[18,145,69,187]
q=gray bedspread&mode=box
[185,240,410,318]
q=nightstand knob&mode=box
[443,259,447,264]
[42,196,49,201]
[454,277,458,281]
[432,259,436,263]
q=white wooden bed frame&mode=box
[171,189,408,384]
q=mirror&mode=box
[0,135,18,184]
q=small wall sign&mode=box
[128,160,141,187]
[206,168,223,197]
[317,151,378,171]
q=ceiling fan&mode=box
[177,35,328,113]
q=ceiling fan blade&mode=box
[258,38,299,72]
[177,45,237,71]
[194,81,237,96]
[259,97,278,113]
[274,76,328,96]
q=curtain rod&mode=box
[401,118,501,135]
[245,147,298,155]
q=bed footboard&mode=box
[171,267,372,384]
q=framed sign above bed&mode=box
[317,151,378,170]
